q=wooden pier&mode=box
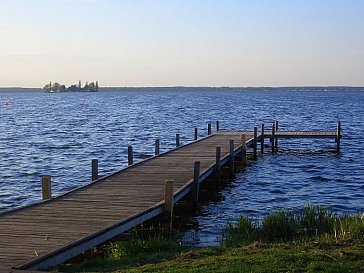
[0,122,341,271]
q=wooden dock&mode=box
[0,123,341,271]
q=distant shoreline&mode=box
[0,86,364,93]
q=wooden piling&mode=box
[336,121,341,153]
[207,123,212,135]
[194,128,198,141]
[41,176,52,200]
[275,121,279,150]
[216,121,220,132]
[128,146,133,165]
[229,140,235,174]
[215,146,221,186]
[176,133,180,147]
[271,123,275,153]
[91,159,98,181]
[164,180,174,234]
[261,124,264,154]
[155,139,160,156]
[192,161,200,213]
[241,134,247,166]
[253,127,257,160]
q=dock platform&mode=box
[0,123,341,271]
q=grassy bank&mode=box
[58,205,364,273]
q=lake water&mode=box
[0,87,363,246]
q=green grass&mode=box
[58,205,364,273]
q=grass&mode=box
[57,205,364,273]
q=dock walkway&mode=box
[0,125,341,271]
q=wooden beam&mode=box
[164,180,174,234]
[229,140,235,174]
[176,133,180,147]
[128,146,133,165]
[260,124,264,155]
[194,128,198,141]
[155,139,160,156]
[207,123,212,135]
[41,176,52,200]
[192,161,200,214]
[336,121,341,153]
[216,121,220,132]
[91,159,98,181]
[241,134,247,166]
[253,127,257,160]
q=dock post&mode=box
[215,146,221,187]
[164,179,174,234]
[229,140,235,175]
[194,128,198,141]
[128,145,133,165]
[91,159,98,181]
[253,127,257,160]
[155,139,160,156]
[261,124,264,155]
[275,121,279,151]
[41,176,52,200]
[336,121,341,153]
[271,123,275,153]
[192,161,201,214]
[241,134,247,166]
[207,123,212,135]
[176,133,180,147]
[216,121,220,132]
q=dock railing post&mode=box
[164,179,174,234]
[216,121,220,132]
[229,140,235,175]
[155,139,160,156]
[241,134,247,166]
[176,133,180,147]
[194,128,198,141]
[207,123,212,135]
[91,159,98,181]
[271,123,276,153]
[128,145,133,165]
[261,124,264,155]
[41,176,52,200]
[275,121,279,151]
[253,127,257,160]
[215,146,221,187]
[192,161,201,214]
[336,121,341,153]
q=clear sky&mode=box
[0,0,363,87]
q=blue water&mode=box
[1,87,363,246]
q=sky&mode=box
[0,0,363,87]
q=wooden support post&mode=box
[155,139,160,156]
[253,127,257,160]
[128,145,133,165]
[164,179,174,234]
[91,159,98,181]
[271,123,275,153]
[41,176,52,200]
[229,140,235,174]
[216,121,220,132]
[207,123,212,135]
[261,124,264,155]
[215,146,221,186]
[336,121,341,153]
[194,128,198,141]
[192,161,201,213]
[176,133,180,147]
[241,134,247,166]
[275,120,279,150]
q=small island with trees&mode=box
[43,80,99,92]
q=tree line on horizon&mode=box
[43,80,99,92]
